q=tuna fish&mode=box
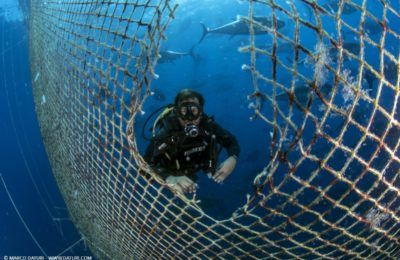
[329,42,361,61]
[323,1,358,15]
[268,42,295,54]
[384,59,398,83]
[276,83,333,105]
[199,15,285,43]
[158,46,196,64]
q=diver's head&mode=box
[174,89,204,136]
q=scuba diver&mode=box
[144,89,240,194]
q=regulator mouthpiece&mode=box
[184,123,199,137]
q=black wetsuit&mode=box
[144,112,240,181]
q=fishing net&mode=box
[30,0,399,258]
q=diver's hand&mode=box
[213,156,237,183]
[166,176,197,194]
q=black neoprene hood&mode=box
[174,89,205,107]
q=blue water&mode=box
[0,5,92,258]
[138,0,271,219]
[1,0,399,258]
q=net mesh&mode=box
[29,0,399,258]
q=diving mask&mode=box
[177,102,202,121]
